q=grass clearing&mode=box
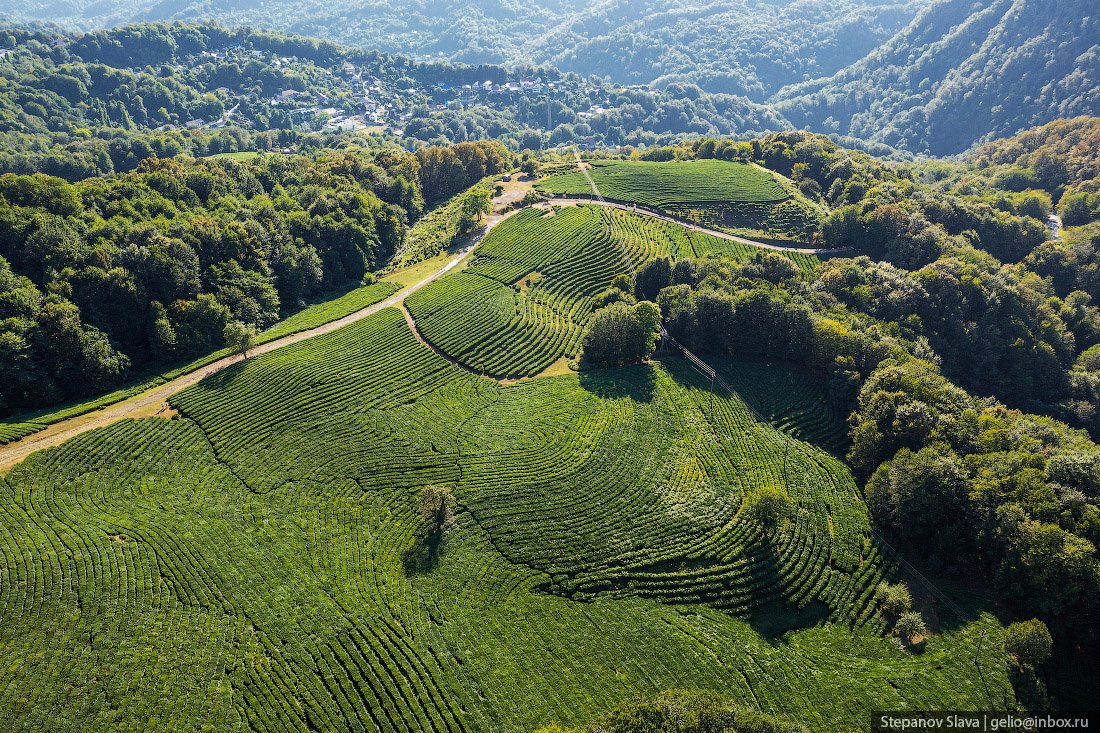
[204,150,261,161]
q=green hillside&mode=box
[0,304,1012,731]
[537,160,787,207]
[406,204,817,378]
[536,160,824,242]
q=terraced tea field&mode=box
[0,297,1014,732]
[537,160,788,209]
[537,160,828,243]
[406,204,816,377]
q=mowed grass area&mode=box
[0,305,1014,732]
[204,151,261,161]
[536,159,787,208]
[406,204,817,378]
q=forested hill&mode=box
[2,1,927,98]
[0,23,786,178]
[773,0,1100,155]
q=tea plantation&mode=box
[0,201,1014,732]
[406,204,816,377]
[536,160,825,243]
[0,304,1014,732]
[536,160,787,209]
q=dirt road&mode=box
[0,196,527,473]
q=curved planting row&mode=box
[407,206,643,377]
[0,302,1015,731]
[457,358,874,623]
[408,205,817,377]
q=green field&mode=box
[537,160,787,208]
[406,204,817,377]
[537,160,826,243]
[204,151,262,161]
[0,302,1013,731]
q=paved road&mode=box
[0,207,522,473]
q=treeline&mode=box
[0,139,509,415]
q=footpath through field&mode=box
[0,203,526,473]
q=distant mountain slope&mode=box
[773,0,1100,155]
[0,0,926,98]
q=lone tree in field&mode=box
[419,485,455,536]
[874,581,913,617]
[224,320,257,358]
[1004,619,1053,669]
[405,485,456,574]
[743,485,794,531]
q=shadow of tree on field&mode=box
[403,527,446,575]
[577,363,657,402]
[741,536,830,644]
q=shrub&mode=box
[895,611,927,643]
[874,581,913,616]
[743,485,794,530]
[223,320,257,357]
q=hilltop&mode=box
[0,130,1099,729]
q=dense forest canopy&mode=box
[774,0,1100,155]
[0,22,792,178]
[4,0,1097,156]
